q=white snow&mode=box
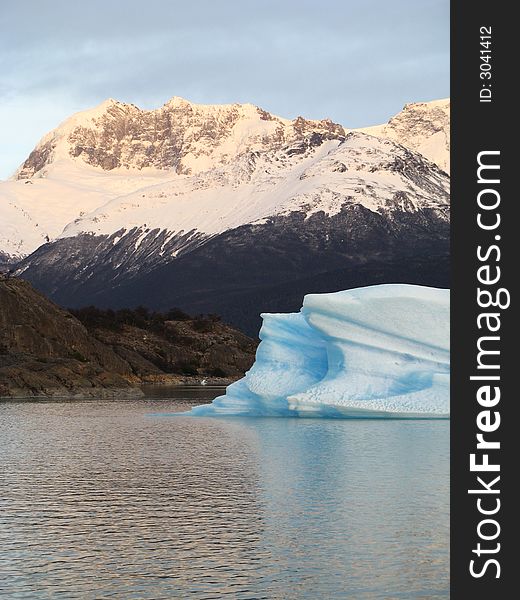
[187,284,450,418]
[57,133,448,254]
[0,97,450,261]
[359,99,450,173]
[0,160,175,257]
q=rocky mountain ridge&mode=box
[1,96,450,335]
[360,99,450,173]
[0,97,449,262]
[13,130,450,334]
[16,97,346,179]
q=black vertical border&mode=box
[451,1,514,597]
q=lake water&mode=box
[0,386,449,599]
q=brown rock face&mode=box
[17,141,56,180]
[0,280,125,366]
[0,278,135,397]
[386,102,450,147]
[17,98,346,178]
[90,318,256,381]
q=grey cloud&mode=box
[0,0,448,178]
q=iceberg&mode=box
[187,284,450,419]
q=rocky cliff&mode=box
[16,97,345,179]
[0,278,135,397]
[0,279,256,397]
[360,99,450,173]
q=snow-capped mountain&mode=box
[16,97,345,179]
[0,163,175,262]
[360,98,450,173]
[58,131,448,244]
[0,97,345,262]
[0,97,449,261]
[2,97,450,332]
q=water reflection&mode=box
[0,387,449,598]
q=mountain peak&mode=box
[162,95,191,108]
[98,97,119,107]
[359,98,450,173]
[15,96,346,180]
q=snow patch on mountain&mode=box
[58,133,448,258]
[0,97,449,262]
[0,161,174,258]
[359,99,450,173]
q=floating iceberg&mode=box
[187,284,450,419]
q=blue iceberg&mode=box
[187,284,450,419]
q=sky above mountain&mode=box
[0,0,449,180]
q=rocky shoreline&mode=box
[0,378,236,400]
[0,278,255,399]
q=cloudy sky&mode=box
[0,0,449,179]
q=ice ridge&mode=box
[186,284,450,419]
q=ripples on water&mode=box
[0,386,449,599]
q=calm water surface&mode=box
[0,386,449,599]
